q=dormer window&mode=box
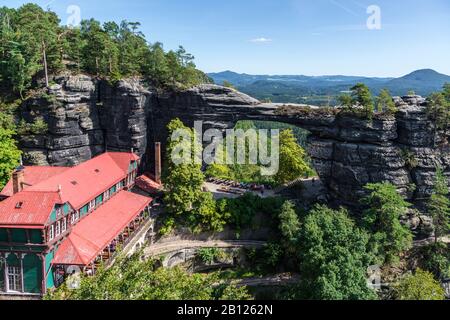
[94,169,100,173]
[71,181,78,185]
[15,202,23,209]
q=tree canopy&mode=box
[0,4,209,100]
[274,129,311,185]
[296,205,377,300]
[45,253,252,300]
[428,166,450,243]
[394,269,445,301]
[0,110,21,189]
[163,118,224,234]
[361,183,413,264]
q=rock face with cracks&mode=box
[18,76,449,205]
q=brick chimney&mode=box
[155,142,162,184]
[12,168,25,194]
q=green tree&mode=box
[274,129,311,184]
[222,81,235,89]
[428,166,450,243]
[163,119,222,233]
[338,94,353,109]
[45,253,251,300]
[376,89,397,114]
[394,269,445,300]
[427,92,450,131]
[278,200,300,242]
[443,83,450,101]
[419,243,450,280]
[0,112,21,189]
[361,183,413,264]
[297,205,377,300]
[350,83,374,119]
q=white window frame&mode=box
[6,265,22,293]
[55,221,61,237]
[48,225,54,241]
[89,200,95,211]
[62,218,67,233]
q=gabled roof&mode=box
[52,191,152,266]
[0,152,139,228]
[0,191,62,228]
[26,152,139,209]
[0,166,70,198]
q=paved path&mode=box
[219,273,300,288]
[145,240,267,257]
[204,182,275,200]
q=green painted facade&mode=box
[45,250,55,289]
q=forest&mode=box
[0,3,210,101]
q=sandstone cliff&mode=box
[17,75,450,206]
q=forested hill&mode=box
[209,69,450,105]
[0,3,210,101]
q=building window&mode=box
[55,221,61,237]
[80,205,88,216]
[7,266,22,292]
[89,200,95,211]
[105,190,110,200]
[48,225,54,241]
[62,218,67,233]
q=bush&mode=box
[394,269,445,300]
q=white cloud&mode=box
[250,37,273,43]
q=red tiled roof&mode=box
[0,152,139,228]
[0,166,70,198]
[0,191,62,228]
[135,174,163,194]
[27,152,138,209]
[52,191,152,266]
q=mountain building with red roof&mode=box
[0,152,156,297]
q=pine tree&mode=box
[428,166,450,243]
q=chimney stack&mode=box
[155,142,162,184]
[12,168,25,194]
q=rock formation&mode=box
[17,75,449,206]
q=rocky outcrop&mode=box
[17,76,449,206]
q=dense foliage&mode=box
[296,205,377,300]
[361,183,413,264]
[393,269,445,301]
[278,200,300,243]
[216,193,284,233]
[339,83,375,119]
[274,129,312,184]
[0,110,21,189]
[428,166,450,243]
[206,122,313,186]
[0,3,209,100]
[163,119,220,234]
[45,253,251,300]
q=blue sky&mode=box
[7,0,450,77]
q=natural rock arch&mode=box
[17,77,449,206]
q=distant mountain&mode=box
[384,69,450,94]
[207,69,450,105]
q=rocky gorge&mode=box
[16,74,450,207]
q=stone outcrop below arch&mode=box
[17,76,450,205]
